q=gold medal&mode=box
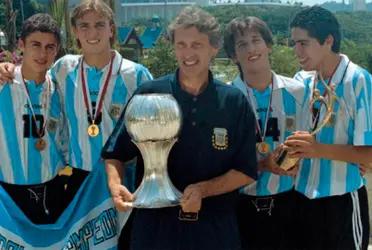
[87,124,100,137]
[35,138,47,151]
[257,142,270,154]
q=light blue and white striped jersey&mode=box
[294,54,372,199]
[50,50,152,171]
[0,66,67,184]
[233,72,306,196]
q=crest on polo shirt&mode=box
[47,117,58,133]
[109,104,122,120]
[285,116,296,131]
[212,128,228,150]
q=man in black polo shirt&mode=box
[101,6,257,250]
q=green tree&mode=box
[341,39,372,72]
[1,0,43,50]
[4,0,17,51]
[270,45,299,77]
[49,0,75,55]
[211,59,239,83]
[141,38,177,78]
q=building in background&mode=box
[117,26,143,62]
[117,0,209,25]
[350,0,367,11]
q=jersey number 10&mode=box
[23,114,45,138]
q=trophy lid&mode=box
[124,94,182,142]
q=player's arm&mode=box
[181,169,254,213]
[102,101,140,211]
[285,132,372,165]
[105,159,134,212]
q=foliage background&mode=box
[0,2,371,80]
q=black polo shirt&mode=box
[102,70,257,210]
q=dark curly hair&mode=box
[20,13,61,46]
[290,6,341,53]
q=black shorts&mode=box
[129,207,241,250]
[0,167,88,224]
[293,186,370,250]
[237,189,297,250]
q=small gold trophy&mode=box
[277,74,337,170]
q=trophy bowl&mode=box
[124,94,182,208]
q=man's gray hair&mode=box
[167,6,221,49]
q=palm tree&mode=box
[49,0,72,53]
[4,0,17,51]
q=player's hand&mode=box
[258,148,297,177]
[0,62,16,84]
[181,184,203,213]
[358,163,372,176]
[108,183,134,212]
[284,131,320,158]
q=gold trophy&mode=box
[277,74,337,170]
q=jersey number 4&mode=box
[23,114,45,138]
[256,117,280,141]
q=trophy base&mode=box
[132,176,182,209]
[276,150,299,171]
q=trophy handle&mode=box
[309,93,335,135]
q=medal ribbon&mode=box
[21,73,51,138]
[246,79,274,144]
[81,53,114,125]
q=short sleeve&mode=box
[101,101,139,162]
[352,69,372,146]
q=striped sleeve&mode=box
[53,84,69,165]
[352,68,372,145]
[137,65,153,87]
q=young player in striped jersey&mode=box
[0,14,68,224]
[48,1,152,196]
[224,17,306,250]
[288,6,372,250]
[224,17,305,249]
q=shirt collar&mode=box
[329,54,350,86]
[232,70,284,95]
[172,68,215,98]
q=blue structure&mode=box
[140,27,163,49]
[117,26,143,62]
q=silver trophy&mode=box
[124,93,182,208]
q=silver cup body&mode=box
[125,94,182,208]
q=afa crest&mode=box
[109,104,122,119]
[212,128,228,150]
[47,118,58,133]
[285,117,296,131]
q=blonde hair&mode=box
[71,0,116,47]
